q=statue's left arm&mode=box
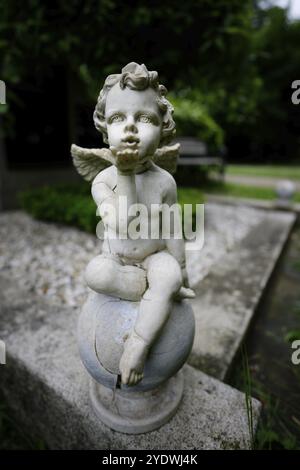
[163,176,190,289]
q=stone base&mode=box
[90,372,184,434]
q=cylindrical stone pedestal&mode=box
[90,371,184,434]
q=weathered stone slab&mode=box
[189,208,296,380]
[0,206,295,385]
[0,206,272,308]
[0,282,260,450]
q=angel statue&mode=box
[72,62,195,390]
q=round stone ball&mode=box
[276,179,295,201]
[78,291,195,392]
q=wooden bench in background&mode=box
[175,137,226,182]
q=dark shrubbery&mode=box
[19,184,97,233]
[19,184,204,234]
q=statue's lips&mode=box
[121,141,139,148]
[121,134,140,146]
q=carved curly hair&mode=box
[93,62,176,147]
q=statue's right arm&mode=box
[92,173,117,230]
[92,168,137,233]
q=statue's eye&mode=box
[138,114,152,123]
[110,114,124,123]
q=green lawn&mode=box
[204,182,300,202]
[177,187,205,205]
[227,165,300,181]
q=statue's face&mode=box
[105,84,162,159]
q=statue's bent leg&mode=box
[135,251,182,344]
[85,254,147,301]
[119,252,182,385]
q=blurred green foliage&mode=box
[19,183,97,233]
[0,0,254,92]
[248,5,300,162]
[0,0,300,160]
[19,183,204,233]
[170,92,224,150]
[0,0,254,149]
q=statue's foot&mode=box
[119,331,149,386]
[175,286,196,300]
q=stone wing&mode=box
[71,144,114,182]
[153,143,180,174]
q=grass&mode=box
[230,228,300,451]
[0,400,46,450]
[241,345,255,449]
[227,165,300,181]
[204,181,300,202]
[254,389,299,450]
[284,329,300,343]
[230,346,300,450]
[177,186,204,205]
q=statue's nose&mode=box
[124,117,138,133]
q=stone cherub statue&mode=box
[72,62,195,396]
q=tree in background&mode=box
[249,4,300,163]
[0,0,254,156]
[0,0,299,163]
[202,2,300,163]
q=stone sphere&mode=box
[78,291,195,392]
[276,180,295,201]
